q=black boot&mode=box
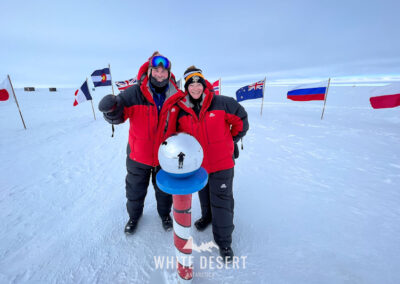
[160,215,173,231]
[124,218,140,235]
[194,216,212,231]
[219,246,234,263]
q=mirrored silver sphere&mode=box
[158,133,204,177]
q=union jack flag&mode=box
[248,80,264,91]
[115,77,137,91]
[212,79,220,95]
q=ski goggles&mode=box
[150,55,171,70]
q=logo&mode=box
[209,113,215,117]
[183,237,219,253]
[220,184,227,189]
[171,107,176,112]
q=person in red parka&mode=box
[98,52,184,234]
[177,66,249,262]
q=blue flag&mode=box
[91,68,112,87]
[236,79,265,102]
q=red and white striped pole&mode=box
[173,194,193,282]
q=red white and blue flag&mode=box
[91,67,112,87]
[369,82,400,109]
[115,77,137,91]
[236,79,265,102]
[0,76,12,101]
[287,80,328,101]
[212,79,220,95]
[73,81,92,106]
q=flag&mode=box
[115,77,137,91]
[91,67,111,87]
[0,76,12,101]
[287,80,328,101]
[236,79,265,102]
[212,80,220,95]
[369,82,400,109]
[73,81,92,106]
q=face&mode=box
[188,83,204,99]
[151,66,169,82]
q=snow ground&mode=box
[0,86,399,284]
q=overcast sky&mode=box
[1,0,400,87]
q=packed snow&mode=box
[0,84,399,283]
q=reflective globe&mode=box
[158,133,204,178]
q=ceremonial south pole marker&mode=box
[157,133,208,283]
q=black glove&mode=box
[98,94,124,124]
[99,94,118,113]
[234,142,239,159]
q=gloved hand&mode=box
[98,94,119,114]
[98,94,124,124]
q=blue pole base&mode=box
[156,167,208,195]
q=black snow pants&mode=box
[198,168,235,248]
[125,156,172,220]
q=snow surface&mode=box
[0,85,399,284]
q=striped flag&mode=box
[212,79,220,95]
[369,82,400,109]
[287,80,328,101]
[115,77,137,91]
[73,81,92,106]
[91,68,111,87]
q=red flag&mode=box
[0,77,12,101]
[370,82,400,109]
[212,80,220,95]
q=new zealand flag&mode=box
[236,79,265,102]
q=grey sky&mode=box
[1,0,399,87]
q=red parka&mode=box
[118,61,185,166]
[177,81,249,173]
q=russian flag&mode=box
[369,82,400,109]
[73,81,92,106]
[287,80,328,101]
[91,67,112,87]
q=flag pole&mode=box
[87,78,96,120]
[8,75,27,130]
[108,63,115,137]
[260,76,266,116]
[220,77,222,95]
[321,78,331,120]
[108,63,116,96]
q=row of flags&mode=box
[234,78,400,110]
[1,70,399,129]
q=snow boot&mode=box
[194,216,212,231]
[219,246,234,263]
[161,215,173,231]
[124,218,139,235]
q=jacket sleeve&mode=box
[103,85,139,124]
[225,97,249,143]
